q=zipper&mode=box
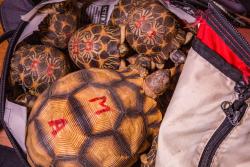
[209,2,250,54]
[198,81,250,167]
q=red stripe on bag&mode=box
[197,19,250,82]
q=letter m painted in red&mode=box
[89,96,111,115]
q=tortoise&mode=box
[39,1,77,14]
[10,44,69,96]
[39,1,78,49]
[68,24,128,70]
[109,0,135,26]
[109,0,156,26]
[126,1,186,69]
[26,67,171,167]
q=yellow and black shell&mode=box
[68,24,122,69]
[109,0,155,26]
[126,2,186,66]
[109,0,134,26]
[39,1,78,49]
[26,68,162,167]
[10,44,69,96]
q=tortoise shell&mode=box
[26,68,162,167]
[109,0,155,26]
[10,44,69,96]
[39,2,78,49]
[39,1,76,14]
[68,24,122,69]
[126,2,186,65]
[109,0,134,26]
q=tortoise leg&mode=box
[128,64,149,78]
[169,49,186,65]
[119,59,127,70]
[140,136,158,167]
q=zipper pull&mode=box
[221,100,247,126]
[221,101,238,126]
[235,81,250,100]
[220,81,249,126]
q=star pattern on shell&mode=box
[68,24,122,70]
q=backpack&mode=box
[156,1,250,167]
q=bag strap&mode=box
[0,30,15,130]
[0,21,30,167]
[0,30,15,44]
[29,0,42,5]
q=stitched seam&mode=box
[192,39,242,82]
[207,16,250,65]
[210,14,250,58]
[210,2,250,49]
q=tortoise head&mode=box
[143,69,171,99]
[127,54,155,70]
[16,93,37,111]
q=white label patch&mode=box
[86,0,119,25]
[4,100,27,152]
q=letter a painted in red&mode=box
[48,119,67,137]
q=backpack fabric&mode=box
[156,2,250,167]
[0,0,36,32]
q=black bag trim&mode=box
[192,38,243,82]
[0,30,15,44]
[0,30,15,130]
[206,2,250,67]
[0,21,30,167]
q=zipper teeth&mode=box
[198,106,246,167]
[198,119,232,167]
[0,22,24,103]
[210,2,250,49]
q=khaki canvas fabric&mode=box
[155,48,250,167]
